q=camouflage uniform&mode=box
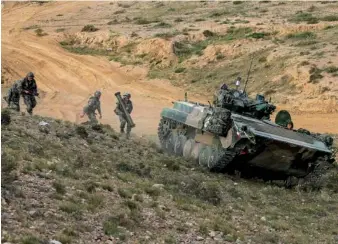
[3,80,22,112]
[83,91,102,125]
[18,72,38,115]
[114,93,133,138]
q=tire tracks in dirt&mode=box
[2,2,196,136]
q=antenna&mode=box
[243,55,254,94]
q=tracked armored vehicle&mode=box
[158,88,335,187]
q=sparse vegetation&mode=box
[321,15,338,21]
[216,52,224,60]
[21,235,41,244]
[22,25,40,30]
[202,30,214,37]
[174,67,186,73]
[258,56,267,62]
[81,24,99,32]
[117,3,131,8]
[307,5,316,12]
[325,66,338,73]
[52,181,66,194]
[289,12,319,24]
[107,19,119,25]
[300,60,310,66]
[153,22,172,28]
[286,31,316,40]
[118,188,133,199]
[294,40,318,46]
[246,32,270,39]
[209,10,229,18]
[114,9,126,14]
[56,28,65,32]
[154,31,180,38]
[309,66,324,83]
[35,28,48,37]
[134,18,158,25]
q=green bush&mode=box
[174,67,186,73]
[35,28,48,37]
[290,12,319,24]
[321,15,338,21]
[246,32,269,39]
[81,25,99,32]
[325,66,338,73]
[286,31,316,39]
[203,30,215,37]
[154,22,172,28]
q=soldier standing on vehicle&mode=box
[18,72,39,115]
[80,91,102,125]
[114,92,133,138]
[3,79,23,112]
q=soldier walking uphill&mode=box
[3,79,23,112]
[81,91,102,125]
[114,92,133,139]
[19,72,39,115]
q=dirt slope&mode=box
[2,110,338,244]
[1,2,204,136]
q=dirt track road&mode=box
[1,2,202,136]
[2,2,338,135]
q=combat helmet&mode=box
[27,72,34,78]
[94,90,102,98]
[123,92,131,98]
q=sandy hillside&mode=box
[1,2,205,137]
[2,1,338,135]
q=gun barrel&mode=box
[114,92,136,128]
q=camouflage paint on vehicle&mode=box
[161,101,331,154]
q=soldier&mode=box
[287,121,294,130]
[3,79,22,112]
[18,72,39,115]
[114,92,133,138]
[213,83,229,106]
[80,91,102,125]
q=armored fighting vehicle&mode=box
[158,87,335,188]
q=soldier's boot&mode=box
[27,108,33,115]
[126,127,131,139]
[120,127,125,133]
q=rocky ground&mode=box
[1,109,338,244]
